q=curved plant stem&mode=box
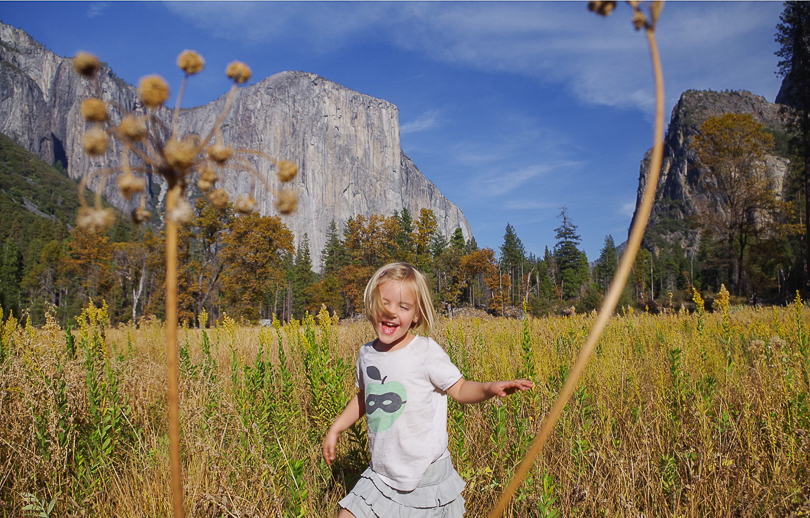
[487,21,666,518]
[166,184,185,518]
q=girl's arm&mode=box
[446,377,533,405]
[322,390,365,466]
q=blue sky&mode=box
[1,1,785,260]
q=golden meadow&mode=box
[1,294,808,517]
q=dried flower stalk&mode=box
[73,50,299,518]
[488,2,666,516]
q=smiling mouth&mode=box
[381,322,398,335]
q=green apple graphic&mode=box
[365,366,407,432]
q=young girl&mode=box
[323,262,533,517]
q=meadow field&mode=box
[1,296,809,517]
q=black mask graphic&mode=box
[366,391,406,414]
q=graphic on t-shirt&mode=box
[365,365,407,432]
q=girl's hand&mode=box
[323,428,340,466]
[448,377,534,404]
[489,379,534,398]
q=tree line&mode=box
[4,1,810,324]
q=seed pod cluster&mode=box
[74,50,299,232]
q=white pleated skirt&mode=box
[339,456,466,517]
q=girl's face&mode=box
[374,280,418,351]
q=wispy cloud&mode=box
[504,199,556,211]
[86,2,108,18]
[473,161,582,198]
[401,110,439,135]
[164,2,783,112]
[620,200,637,217]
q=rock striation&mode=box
[0,21,471,267]
[630,90,790,252]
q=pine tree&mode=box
[292,234,317,318]
[500,223,526,304]
[595,235,619,293]
[776,1,810,291]
[553,207,589,300]
[322,220,349,275]
[450,227,466,251]
[394,208,415,261]
[0,238,22,319]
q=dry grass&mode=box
[1,302,809,517]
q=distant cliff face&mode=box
[0,22,471,267]
[631,90,790,251]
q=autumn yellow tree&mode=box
[459,247,499,310]
[344,214,400,267]
[62,227,115,306]
[113,240,150,323]
[220,213,294,321]
[183,199,233,322]
[693,113,787,295]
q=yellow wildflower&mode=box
[276,160,298,183]
[177,50,205,75]
[131,207,152,225]
[118,115,147,141]
[73,52,101,77]
[207,144,233,164]
[139,75,170,108]
[163,137,197,171]
[81,98,108,122]
[77,206,115,232]
[169,198,194,224]
[117,173,145,200]
[82,128,108,156]
[235,194,257,215]
[226,61,252,84]
[275,189,297,215]
[208,188,230,209]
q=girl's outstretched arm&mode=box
[323,390,365,466]
[447,378,533,405]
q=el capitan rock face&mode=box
[630,90,790,252]
[0,21,470,267]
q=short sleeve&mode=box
[356,343,368,390]
[424,339,463,392]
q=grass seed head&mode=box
[73,52,101,77]
[197,179,213,192]
[200,167,218,183]
[82,128,108,156]
[177,50,205,75]
[208,188,230,209]
[118,115,147,141]
[276,160,298,183]
[207,144,233,164]
[81,98,108,122]
[131,207,152,224]
[588,1,616,16]
[632,9,647,30]
[275,189,298,215]
[226,61,252,84]
[197,167,218,191]
[235,194,257,215]
[118,173,145,200]
[77,206,116,232]
[139,75,170,108]
[163,137,197,171]
[169,198,194,224]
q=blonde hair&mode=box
[364,262,436,335]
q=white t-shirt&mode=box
[357,335,463,491]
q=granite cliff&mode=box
[0,22,471,266]
[630,89,791,252]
